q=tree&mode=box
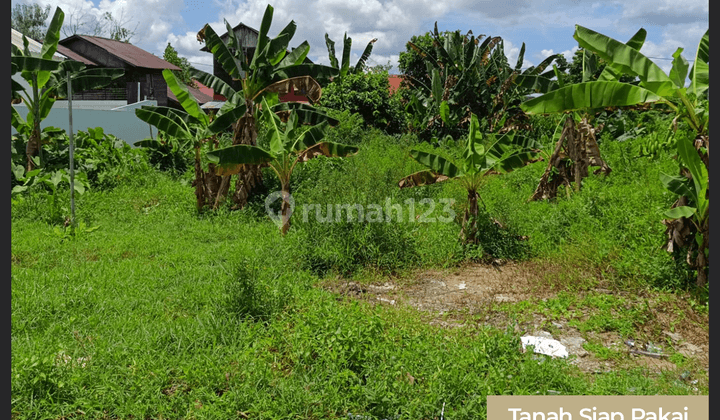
[324,32,377,79]
[521,25,709,287]
[318,71,406,134]
[398,32,434,91]
[62,8,137,43]
[135,69,247,210]
[192,4,338,209]
[400,23,560,140]
[207,97,358,234]
[163,43,197,87]
[11,3,51,42]
[398,113,539,244]
[11,7,124,172]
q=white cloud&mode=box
[12,0,706,78]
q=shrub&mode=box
[318,71,407,135]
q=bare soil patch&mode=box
[320,260,708,386]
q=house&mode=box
[58,35,185,106]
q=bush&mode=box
[318,71,407,135]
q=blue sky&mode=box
[12,0,709,76]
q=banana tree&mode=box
[135,69,247,210]
[404,24,502,138]
[521,25,709,286]
[398,113,539,244]
[206,97,358,234]
[324,32,377,79]
[11,6,124,172]
[193,4,338,209]
[660,136,709,286]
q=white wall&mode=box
[11,101,159,146]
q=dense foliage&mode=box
[10,8,709,417]
[319,71,407,134]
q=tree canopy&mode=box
[11,3,51,42]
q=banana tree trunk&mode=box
[26,75,41,171]
[696,219,709,287]
[280,182,292,235]
[230,110,264,210]
[460,189,480,244]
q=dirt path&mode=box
[321,261,709,385]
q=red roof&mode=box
[194,80,214,99]
[388,75,403,94]
[167,83,214,105]
[60,35,181,70]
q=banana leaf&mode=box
[201,24,242,80]
[409,149,462,178]
[189,68,237,100]
[278,41,310,69]
[677,136,708,214]
[398,170,451,188]
[264,33,291,67]
[251,4,275,68]
[40,8,64,61]
[208,103,247,134]
[689,30,709,96]
[270,102,339,126]
[206,144,276,176]
[514,74,558,93]
[520,81,661,114]
[355,38,377,73]
[291,121,330,152]
[12,56,62,74]
[598,28,647,82]
[271,64,338,86]
[340,33,352,78]
[325,34,339,69]
[296,141,359,162]
[163,69,208,126]
[668,48,690,90]
[574,25,675,97]
[135,108,193,141]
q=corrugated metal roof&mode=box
[11,29,66,60]
[55,44,97,65]
[60,35,181,70]
[200,101,225,110]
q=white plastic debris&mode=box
[521,335,569,358]
[458,283,467,290]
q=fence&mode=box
[11,101,158,146]
[72,88,127,101]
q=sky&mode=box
[11,0,709,76]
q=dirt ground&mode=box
[320,261,709,386]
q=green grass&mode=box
[11,123,708,419]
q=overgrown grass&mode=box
[11,120,707,418]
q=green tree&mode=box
[324,32,377,79]
[135,69,247,210]
[11,7,124,172]
[398,113,539,244]
[398,32,434,92]
[207,97,358,234]
[521,25,709,287]
[11,3,51,42]
[191,3,337,209]
[163,43,197,87]
[319,71,406,134]
[62,8,137,43]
